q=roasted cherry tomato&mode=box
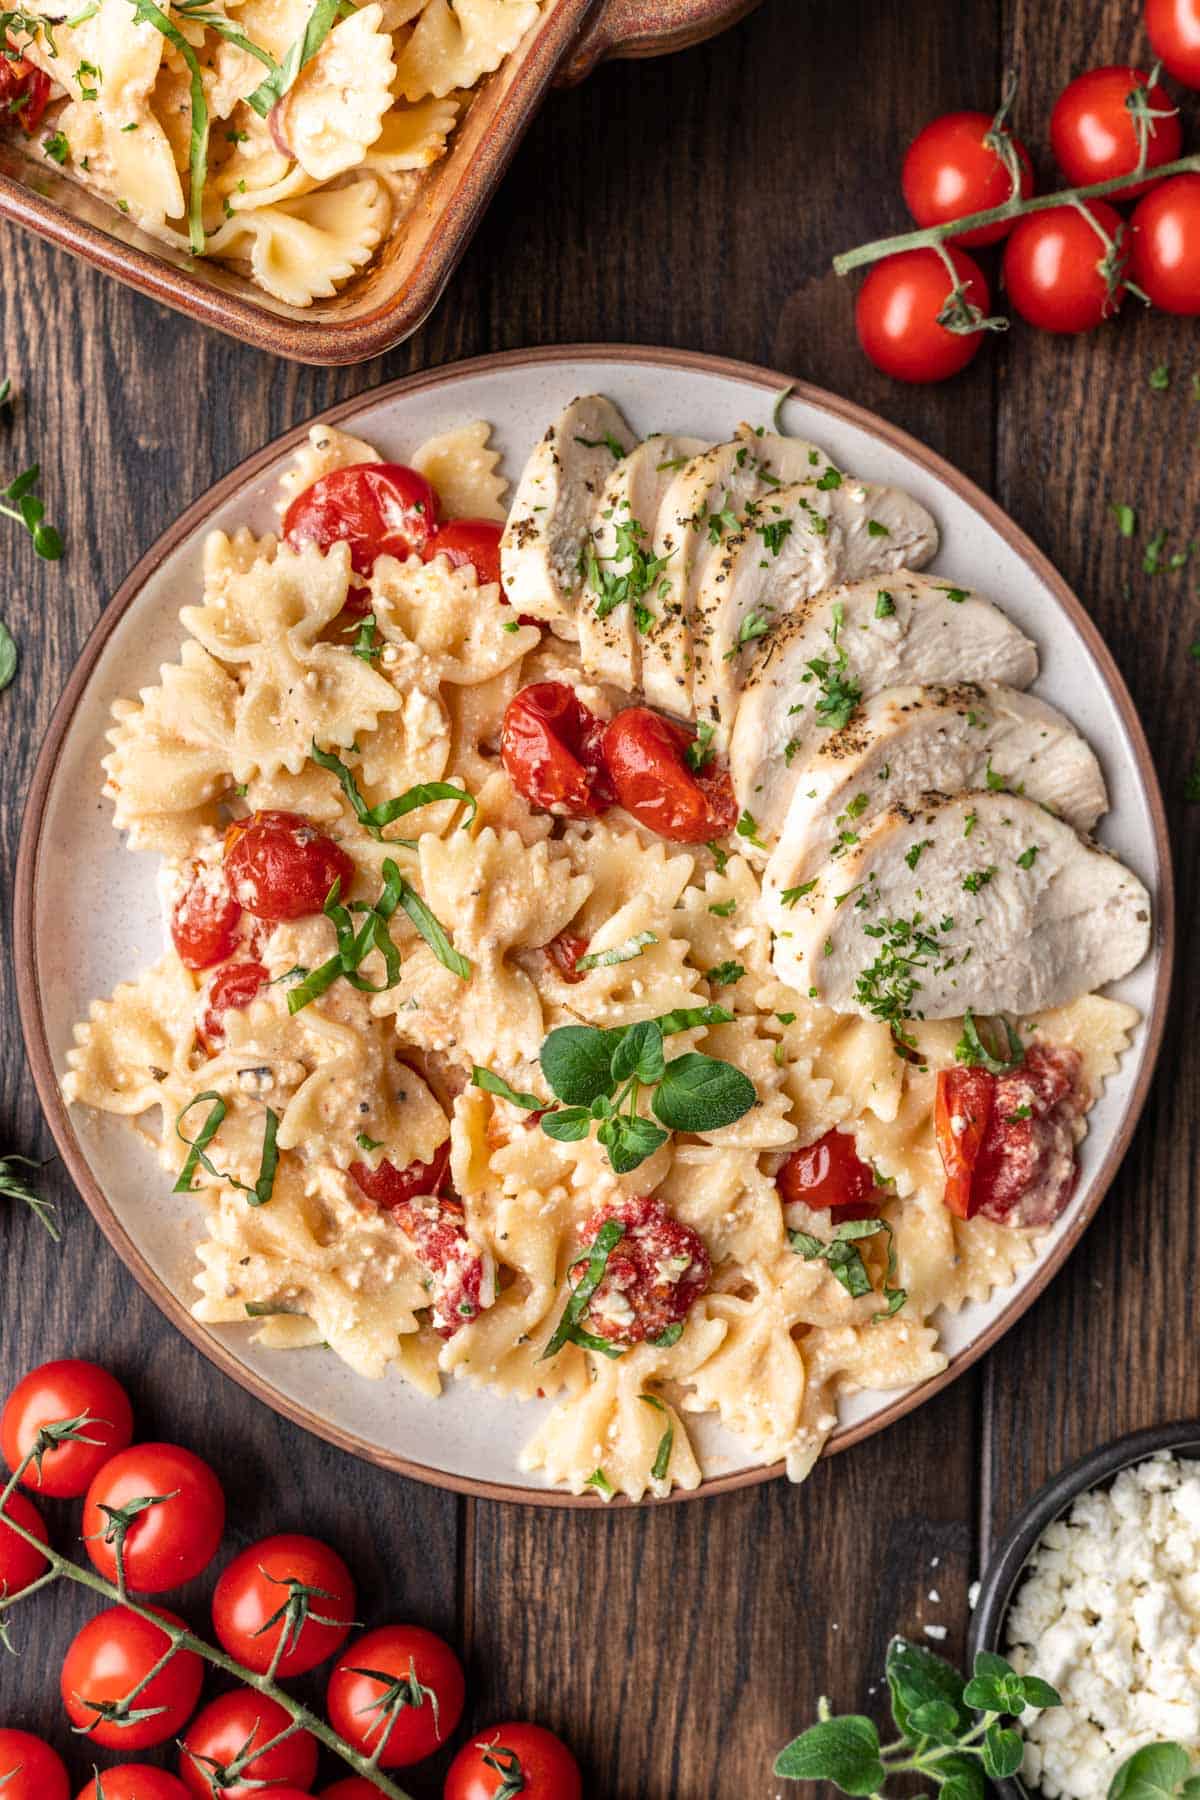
[82,1443,226,1593]
[776,1129,878,1220]
[1147,0,1200,86]
[2,1359,134,1498]
[421,518,503,588]
[545,931,588,983]
[61,1607,203,1750]
[1003,201,1128,332]
[571,1195,710,1347]
[76,1768,192,1800]
[212,1533,356,1677]
[224,811,354,921]
[599,707,737,842]
[935,1065,994,1220]
[0,52,50,133]
[327,1624,465,1768]
[1050,64,1181,198]
[0,1488,49,1596]
[179,1690,317,1799]
[902,110,1035,246]
[355,1157,482,1337]
[170,864,243,971]
[1130,173,1200,313]
[936,1045,1085,1228]
[283,463,439,577]
[855,247,991,383]
[350,1141,451,1211]
[0,1730,70,1800]
[501,682,613,818]
[200,961,269,1050]
[445,1722,584,1800]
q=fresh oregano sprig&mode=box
[0,1152,60,1241]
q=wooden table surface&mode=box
[1,1,1196,1794]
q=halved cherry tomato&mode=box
[1050,65,1181,199]
[212,1533,356,1677]
[179,1690,317,1799]
[545,931,588,983]
[201,961,269,1050]
[501,682,613,818]
[0,1489,49,1596]
[350,1141,451,1211]
[224,811,354,921]
[1003,201,1128,333]
[82,1443,225,1593]
[326,1624,465,1768]
[935,1066,995,1220]
[600,707,737,842]
[76,1768,192,1800]
[902,110,1035,246]
[61,1607,203,1750]
[445,1722,584,1800]
[421,518,503,588]
[1147,0,1200,87]
[283,463,439,577]
[855,247,991,383]
[0,52,51,134]
[937,1045,1084,1229]
[571,1195,710,1346]
[0,1730,69,1800]
[1130,173,1200,313]
[170,865,243,970]
[2,1359,134,1498]
[776,1129,878,1220]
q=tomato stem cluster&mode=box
[0,1414,415,1799]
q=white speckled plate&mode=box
[15,348,1173,1504]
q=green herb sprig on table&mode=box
[0,381,62,562]
[0,1153,59,1241]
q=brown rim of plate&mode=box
[14,344,1176,1508]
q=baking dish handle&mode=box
[556,0,761,86]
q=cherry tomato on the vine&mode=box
[776,1129,878,1219]
[320,1783,382,1799]
[170,866,243,971]
[326,1624,465,1768]
[855,247,992,383]
[1130,172,1200,312]
[421,517,504,589]
[212,1532,356,1676]
[0,1729,70,1800]
[283,462,439,576]
[500,681,613,818]
[200,961,269,1050]
[350,1141,452,1213]
[224,811,354,922]
[82,1443,225,1593]
[1147,0,1200,86]
[600,707,739,842]
[901,110,1035,246]
[179,1690,318,1800]
[444,1722,584,1800]
[61,1606,203,1750]
[1050,64,1181,198]
[2,1359,134,1498]
[0,1488,49,1595]
[76,1767,192,1800]
[1003,200,1128,332]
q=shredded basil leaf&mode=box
[310,740,474,841]
[542,1218,625,1361]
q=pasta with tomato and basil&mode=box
[63,403,1146,1501]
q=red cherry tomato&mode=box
[421,518,503,588]
[0,53,50,133]
[501,682,613,818]
[444,1722,584,1800]
[571,1195,710,1347]
[1130,173,1200,312]
[82,1443,226,1594]
[224,811,354,921]
[170,865,243,970]
[935,1065,996,1220]
[200,961,269,1050]
[326,1625,465,1768]
[936,1046,1083,1229]
[76,1767,192,1800]
[545,931,588,983]
[179,1690,317,1799]
[0,1730,70,1800]
[1050,65,1181,198]
[320,1783,381,1800]
[350,1141,451,1211]
[1147,0,1200,86]
[0,1488,49,1595]
[776,1129,878,1220]
[212,1533,356,1676]
[600,707,738,843]
[61,1607,203,1750]
[283,463,439,577]
[902,110,1035,246]
[2,1359,134,1498]
[855,247,991,383]
[1003,201,1129,332]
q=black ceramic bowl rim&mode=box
[967,1421,1200,1800]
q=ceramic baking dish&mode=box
[0,0,758,365]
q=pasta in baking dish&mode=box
[63,404,1145,1501]
[2,0,543,305]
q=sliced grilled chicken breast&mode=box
[500,396,637,630]
[691,478,939,733]
[577,434,709,693]
[767,791,1151,1019]
[731,574,1040,841]
[766,681,1108,898]
[642,427,834,714]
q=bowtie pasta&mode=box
[63,415,1139,1501]
[6,0,542,305]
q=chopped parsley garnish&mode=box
[1007,1104,1032,1122]
[844,793,869,819]
[936,585,969,604]
[42,130,69,163]
[734,608,771,651]
[708,898,737,917]
[985,761,1006,791]
[686,719,717,772]
[1149,363,1171,392]
[585,1468,616,1498]
[866,519,889,538]
[585,512,670,625]
[1016,845,1039,870]
[962,865,997,893]
[855,912,953,1043]
[780,879,818,907]
[574,931,657,971]
[736,810,765,849]
[355,1131,384,1152]
[756,516,792,556]
[874,590,896,619]
[904,840,931,871]
[705,500,740,544]
[575,432,625,459]
[706,960,744,987]
[815,467,842,491]
[805,602,861,731]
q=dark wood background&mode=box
[1,1,1196,1793]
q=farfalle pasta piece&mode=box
[102,642,240,853]
[370,555,539,685]
[419,826,591,957]
[411,419,508,521]
[677,856,772,1008]
[393,0,541,100]
[360,96,460,175]
[277,424,381,507]
[210,111,318,212]
[205,179,389,307]
[63,954,197,1119]
[272,4,394,182]
[659,1146,786,1269]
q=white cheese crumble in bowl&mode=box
[968,1426,1200,1800]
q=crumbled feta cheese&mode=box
[923,1624,947,1641]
